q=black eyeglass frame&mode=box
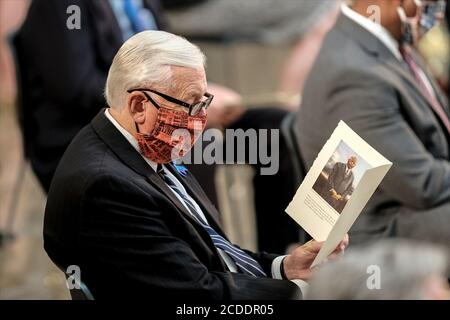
[127,88,214,116]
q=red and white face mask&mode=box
[135,106,207,164]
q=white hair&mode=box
[105,30,206,109]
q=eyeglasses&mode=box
[127,88,214,116]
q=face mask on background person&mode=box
[397,0,446,46]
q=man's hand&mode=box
[283,234,349,281]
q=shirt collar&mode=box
[341,4,402,61]
[104,108,158,172]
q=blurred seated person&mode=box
[308,240,450,300]
[296,0,450,255]
[43,31,349,299]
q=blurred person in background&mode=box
[296,0,450,260]
[18,0,231,194]
[167,0,341,109]
[447,0,450,97]
[307,240,450,300]
[17,0,167,192]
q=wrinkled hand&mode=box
[205,83,245,129]
[283,234,349,281]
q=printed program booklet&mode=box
[286,121,392,267]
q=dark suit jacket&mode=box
[17,0,167,192]
[43,110,300,300]
[296,13,450,243]
[328,162,354,198]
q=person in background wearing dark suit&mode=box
[327,156,357,212]
[44,30,348,299]
[296,0,450,255]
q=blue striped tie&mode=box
[158,166,267,277]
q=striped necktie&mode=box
[401,46,450,135]
[158,165,267,277]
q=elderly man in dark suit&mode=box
[17,0,167,192]
[296,0,450,250]
[44,30,348,299]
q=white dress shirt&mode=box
[103,109,308,293]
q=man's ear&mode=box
[128,93,147,125]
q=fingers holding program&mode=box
[283,234,349,281]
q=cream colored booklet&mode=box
[286,121,392,267]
